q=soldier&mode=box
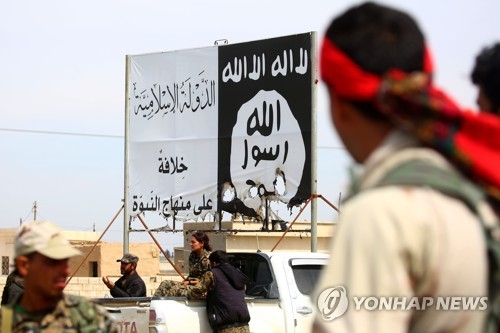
[102,253,147,297]
[313,2,499,332]
[160,251,251,333]
[154,231,211,297]
[0,220,118,332]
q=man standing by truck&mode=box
[102,253,147,297]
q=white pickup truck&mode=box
[95,251,328,333]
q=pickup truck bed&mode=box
[95,251,328,333]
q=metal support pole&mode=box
[123,55,131,254]
[310,31,318,252]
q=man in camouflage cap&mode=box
[0,220,118,332]
[102,253,147,297]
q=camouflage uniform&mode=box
[187,248,211,278]
[0,293,118,332]
[152,271,211,298]
[154,249,211,297]
[217,325,251,333]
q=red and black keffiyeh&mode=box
[321,37,500,201]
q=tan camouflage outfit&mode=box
[187,248,211,278]
[154,249,211,297]
[218,326,251,333]
[0,292,118,332]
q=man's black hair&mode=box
[471,42,500,114]
[325,2,426,120]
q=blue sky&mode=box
[1,0,499,249]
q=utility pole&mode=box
[33,201,37,221]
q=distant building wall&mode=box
[0,229,16,275]
[0,228,161,278]
[0,274,182,299]
[182,220,333,251]
[174,220,335,274]
[1,219,334,298]
[70,242,160,278]
[0,228,103,276]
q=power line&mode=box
[0,127,123,139]
[0,127,346,149]
[318,145,346,150]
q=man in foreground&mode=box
[0,220,117,332]
[102,253,147,297]
[313,2,500,332]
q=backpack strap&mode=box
[1,306,13,333]
[377,159,500,333]
[377,159,485,210]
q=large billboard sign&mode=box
[126,32,315,224]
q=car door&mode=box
[284,257,328,333]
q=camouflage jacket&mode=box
[153,249,212,298]
[187,249,211,280]
[186,270,214,299]
[153,272,214,298]
[0,293,118,332]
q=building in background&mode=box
[1,219,334,277]
[0,227,160,278]
[173,221,334,275]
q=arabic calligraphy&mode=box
[246,179,279,197]
[271,48,308,76]
[241,99,289,169]
[242,140,289,168]
[131,193,213,218]
[222,48,308,83]
[230,89,306,208]
[133,71,216,120]
[158,154,188,175]
[247,100,280,136]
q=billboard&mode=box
[126,32,315,224]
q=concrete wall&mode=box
[2,219,334,280]
[0,219,335,300]
[173,220,335,273]
[0,229,16,275]
[0,228,103,277]
[12,241,163,278]
[181,220,334,252]
[0,273,183,300]
[79,242,161,277]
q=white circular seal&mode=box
[317,286,349,321]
